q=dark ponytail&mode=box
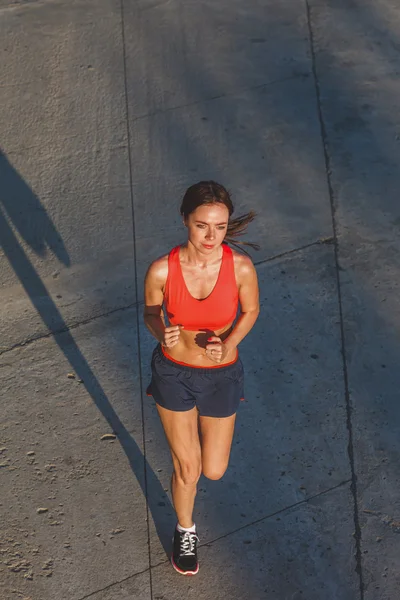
[180,181,259,256]
[225,211,260,253]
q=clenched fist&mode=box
[205,336,231,364]
[161,325,184,348]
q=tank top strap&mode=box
[219,243,235,283]
[168,245,181,269]
[165,245,182,297]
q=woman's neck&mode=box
[181,241,223,267]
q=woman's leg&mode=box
[199,413,236,480]
[156,405,202,528]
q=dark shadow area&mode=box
[194,329,215,350]
[0,151,70,268]
[193,327,233,349]
[0,149,174,554]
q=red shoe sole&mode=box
[171,556,199,576]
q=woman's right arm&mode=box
[143,258,182,347]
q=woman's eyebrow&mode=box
[195,220,228,225]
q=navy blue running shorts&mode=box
[146,344,245,418]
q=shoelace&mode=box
[179,531,199,556]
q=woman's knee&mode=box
[174,459,202,486]
[202,462,228,481]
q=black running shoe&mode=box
[171,527,199,575]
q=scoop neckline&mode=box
[177,244,225,302]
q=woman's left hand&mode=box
[205,336,234,364]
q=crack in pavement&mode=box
[253,236,334,267]
[76,565,152,600]
[0,301,138,356]
[119,0,154,597]
[196,478,352,550]
[129,72,311,125]
[305,1,364,598]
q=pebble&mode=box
[36,508,48,514]
[101,434,116,441]
[67,373,76,379]
[42,559,53,569]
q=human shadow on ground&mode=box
[0,149,174,554]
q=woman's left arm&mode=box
[223,254,260,354]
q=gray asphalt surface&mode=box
[1,0,399,599]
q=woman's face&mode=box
[185,203,229,252]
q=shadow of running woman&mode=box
[0,148,174,555]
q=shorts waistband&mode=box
[158,344,239,372]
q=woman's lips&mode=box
[202,244,214,249]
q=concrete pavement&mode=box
[1,0,399,598]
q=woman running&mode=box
[144,181,260,575]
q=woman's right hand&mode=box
[161,325,184,348]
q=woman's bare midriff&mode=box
[163,323,236,367]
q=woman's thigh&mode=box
[156,405,202,481]
[199,414,236,480]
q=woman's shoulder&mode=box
[145,244,183,284]
[145,253,169,287]
[230,247,257,284]
[231,247,255,269]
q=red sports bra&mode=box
[164,244,239,331]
